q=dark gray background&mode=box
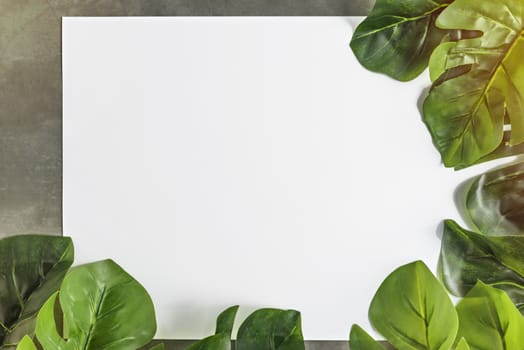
[0,1,374,348]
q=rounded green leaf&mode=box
[423,0,524,168]
[350,0,452,81]
[35,259,157,350]
[0,235,73,349]
[457,282,524,350]
[370,261,458,350]
[236,308,304,350]
[215,305,239,338]
[349,324,385,350]
[14,336,37,350]
[466,162,524,235]
[186,334,230,350]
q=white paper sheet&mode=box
[62,17,503,340]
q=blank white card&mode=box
[62,17,495,340]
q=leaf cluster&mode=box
[351,0,524,169]
[350,261,524,350]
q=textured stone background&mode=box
[0,1,373,347]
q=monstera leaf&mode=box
[423,0,524,169]
[350,0,453,81]
[456,282,524,349]
[28,259,156,350]
[186,306,239,350]
[349,325,386,350]
[466,162,524,235]
[236,309,305,350]
[440,220,524,311]
[369,261,458,350]
[0,235,73,349]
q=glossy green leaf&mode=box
[423,0,524,168]
[370,260,458,350]
[456,282,524,349]
[350,0,452,81]
[236,309,305,350]
[215,305,239,338]
[349,324,385,350]
[14,336,36,350]
[466,162,524,235]
[439,220,524,311]
[34,259,156,350]
[0,235,73,349]
[187,334,229,350]
[186,306,239,350]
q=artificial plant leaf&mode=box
[34,259,156,350]
[236,308,305,350]
[423,0,524,169]
[456,282,524,349]
[186,306,239,350]
[455,338,471,350]
[186,334,230,350]
[350,0,452,81]
[148,344,164,350]
[215,305,239,338]
[439,219,524,311]
[466,162,524,235]
[14,336,36,350]
[349,324,385,350]
[0,235,73,349]
[369,260,458,350]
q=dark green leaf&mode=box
[350,0,452,81]
[236,309,304,350]
[34,259,156,350]
[456,282,524,349]
[186,334,229,350]
[439,219,524,311]
[423,0,524,168]
[0,235,73,349]
[369,261,458,350]
[215,306,239,338]
[466,162,524,235]
[186,306,238,350]
[349,324,385,350]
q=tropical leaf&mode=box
[34,259,156,350]
[456,282,524,349]
[236,308,304,350]
[369,261,458,350]
[466,162,524,235]
[350,0,453,81]
[455,338,471,350]
[186,306,239,350]
[349,324,386,350]
[0,235,73,349]
[13,336,36,350]
[423,0,524,168]
[439,219,524,311]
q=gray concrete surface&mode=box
[0,1,374,347]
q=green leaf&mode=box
[186,306,239,350]
[349,324,385,350]
[456,282,524,349]
[34,259,156,350]
[0,235,73,349]
[236,309,305,350]
[350,0,452,81]
[369,260,458,350]
[148,344,164,350]
[423,0,524,168]
[439,219,524,311]
[455,338,471,350]
[466,162,524,235]
[14,336,36,350]
[215,305,239,338]
[186,334,230,350]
